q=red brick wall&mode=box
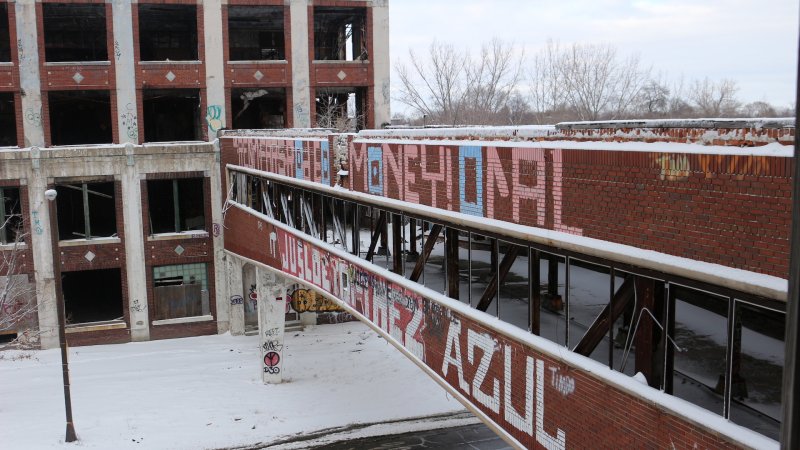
[140,172,217,338]
[220,133,793,277]
[346,141,792,278]
[224,206,762,449]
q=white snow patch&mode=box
[0,323,465,449]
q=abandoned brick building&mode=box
[0,0,389,348]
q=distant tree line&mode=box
[394,39,795,126]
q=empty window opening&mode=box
[147,178,206,234]
[0,187,23,244]
[228,6,285,61]
[138,4,198,61]
[43,4,107,62]
[153,263,209,320]
[0,4,10,62]
[0,92,15,146]
[48,90,112,146]
[316,87,366,131]
[55,181,117,241]
[314,7,367,61]
[231,88,286,129]
[142,89,200,142]
[63,268,123,325]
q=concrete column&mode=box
[371,0,391,128]
[27,153,58,349]
[225,257,244,335]
[15,0,45,147]
[112,0,139,144]
[258,269,286,384]
[209,142,230,333]
[202,0,226,138]
[122,144,149,341]
[289,0,312,128]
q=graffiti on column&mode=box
[263,351,280,374]
[206,105,223,134]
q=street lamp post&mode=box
[45,188,77,443]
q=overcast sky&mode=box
[389,0,799,115]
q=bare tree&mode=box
[741,100,778,118]
[0,218,38,349]
[461,39,525,124]
[689,77,740,117]
[315,91,364,132]
[529,40,567,124]
[395,40,469,125]
[558,42,650,120]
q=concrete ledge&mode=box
[152,315,213,326]
[66,320,127,334]
[147,231,209,241]
[59,237,121,247]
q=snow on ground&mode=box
[0,322,467,450]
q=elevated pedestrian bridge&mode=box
[219,121,793,449]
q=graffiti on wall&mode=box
[232,138,326,183]
[206,105,223,134]
[120,103,138,140]
[289,288,343,313]
[265,222,569,448]
[653,153,773,181]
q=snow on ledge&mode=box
[152,315,213,326]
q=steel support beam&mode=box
[364,211,386,262]
[446,228,460,300]
[573,276,635,356]
[409,224,443,283]
[476,245,520,312]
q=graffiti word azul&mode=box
[442,321,566,449]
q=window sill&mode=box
[148,230,209,241]
[66,320,126,334]
[227,60,288,65]
[0,62,14,67]
[312,59,370,64]
[45,61,111,67]
[153,315,213,326]
[139,60,202,65]
[59,237,121,247]
[0,242,27,251]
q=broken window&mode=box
[55,181,117,241]
[0,4,10,62]
[228,6,285,61]
[142,89,200,142]
[48,90,112,146]
[138,4,198,61]
[314,7,367,61]
[147,178,206,234]
[316,87,366,131]
[43,4,108,62]
[153,263,209,320]
[0,92,15,146]
[231,88,286,129]
[0,187,23,244]
[62,268,124,325]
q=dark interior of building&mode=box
[48,90,112,146]
[147,178,206,234]
[314,7,367,61]
[0,4,10,62]
[231,88,286,129]
[43,3,107,62]
[142,89,200,142]
[138,4,198,61]
[55,181,117,240]
[0,187,22,244]
[316,87,366,131]
[62,268,124,325]
[228,6,285,61]
[0,92,15,146]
